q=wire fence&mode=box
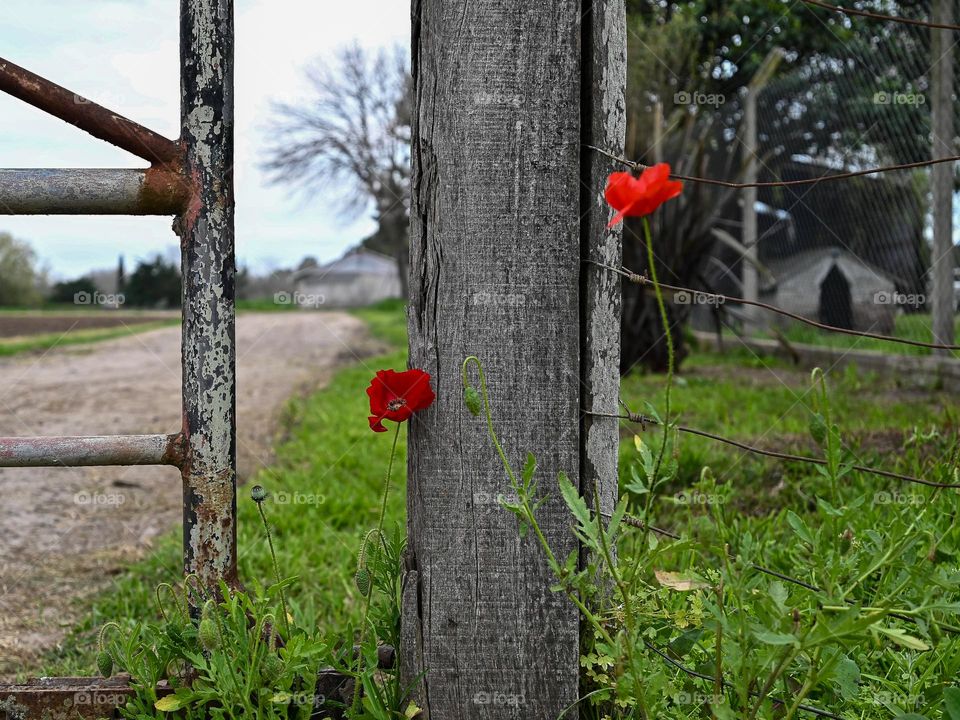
[584,3,959,713]
[619,0,960,353]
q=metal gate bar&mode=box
[0,0,235,591]
[0,434,183,467]
[0,56,180,164]
[0,168,188,215]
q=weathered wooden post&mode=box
[404,2,625,717]
[740,49,782,332]
[930,0,955,352]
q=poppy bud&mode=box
[262,654,284,683]
[96,650,113,678]
[355,567,372,597]
[198,618,219,651]
[931,621,943,644]
[464,386,482,416]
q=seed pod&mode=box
[198,618,220,651]
[355,566,372,596]
[96,650,113,678]
[250,484,268,503]
[261,654,284,684]
[464,386,482,416]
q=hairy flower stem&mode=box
[640,217,675,532]
[255,499,291,639]
[592,479,648,714]
[463,356,649,718]
[352,421,402,714]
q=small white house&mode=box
[292,248,402,309]
[762,248,898,333]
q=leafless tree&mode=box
[263,43,411,294]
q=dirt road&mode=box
[0,312,373,676]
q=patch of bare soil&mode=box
[0,311,178,339]
[0,312,376,677]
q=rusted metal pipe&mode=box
[0,168,189,215]
[0,433,184,468]
[178,0,238,590]
[0,56,180,165]
[0,676,140,719]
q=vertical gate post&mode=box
[178,0,238,588]
[930,0,955,352]
[405,2,625,716]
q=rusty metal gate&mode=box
[0,1,236,714]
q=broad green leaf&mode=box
[155,696,183,712]
[944,687,960,720]
[558,472,596,544]
[876,626,930,651]
[824,654,860,701]
[752,630,799,647]
[786,510,815,546]
[768,581,789,613]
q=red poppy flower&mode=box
[605,164,683,227]
[366,368,436,432]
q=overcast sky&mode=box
[0,0,409,280]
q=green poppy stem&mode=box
[352,420,402,714]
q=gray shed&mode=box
[762,248,898,333]
[292,248,402,309]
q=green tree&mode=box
[124,255,181,308]
[49,276,99,305]
[620,0,934,373]
[263,44,411,296]
[0,232,43,307]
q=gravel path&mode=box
[0,311,373,676]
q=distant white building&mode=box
[762,248,898,333]
[292,248,402,309]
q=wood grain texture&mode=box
[404,1,625,717]
[581,0,626,518]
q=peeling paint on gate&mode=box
[178,0,238,589]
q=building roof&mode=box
[294,248,398,282]
[762,247,895,293]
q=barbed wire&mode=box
[584,144,960,189]
[589,261,960,352]
[800,0,960,31]
[642,639,843,719]
[617,514,960,633]
[586,407,959,488]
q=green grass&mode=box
[39,300,409,677]
[619,348,955,511]
[0,320,180,358]
[235,298,298,312]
